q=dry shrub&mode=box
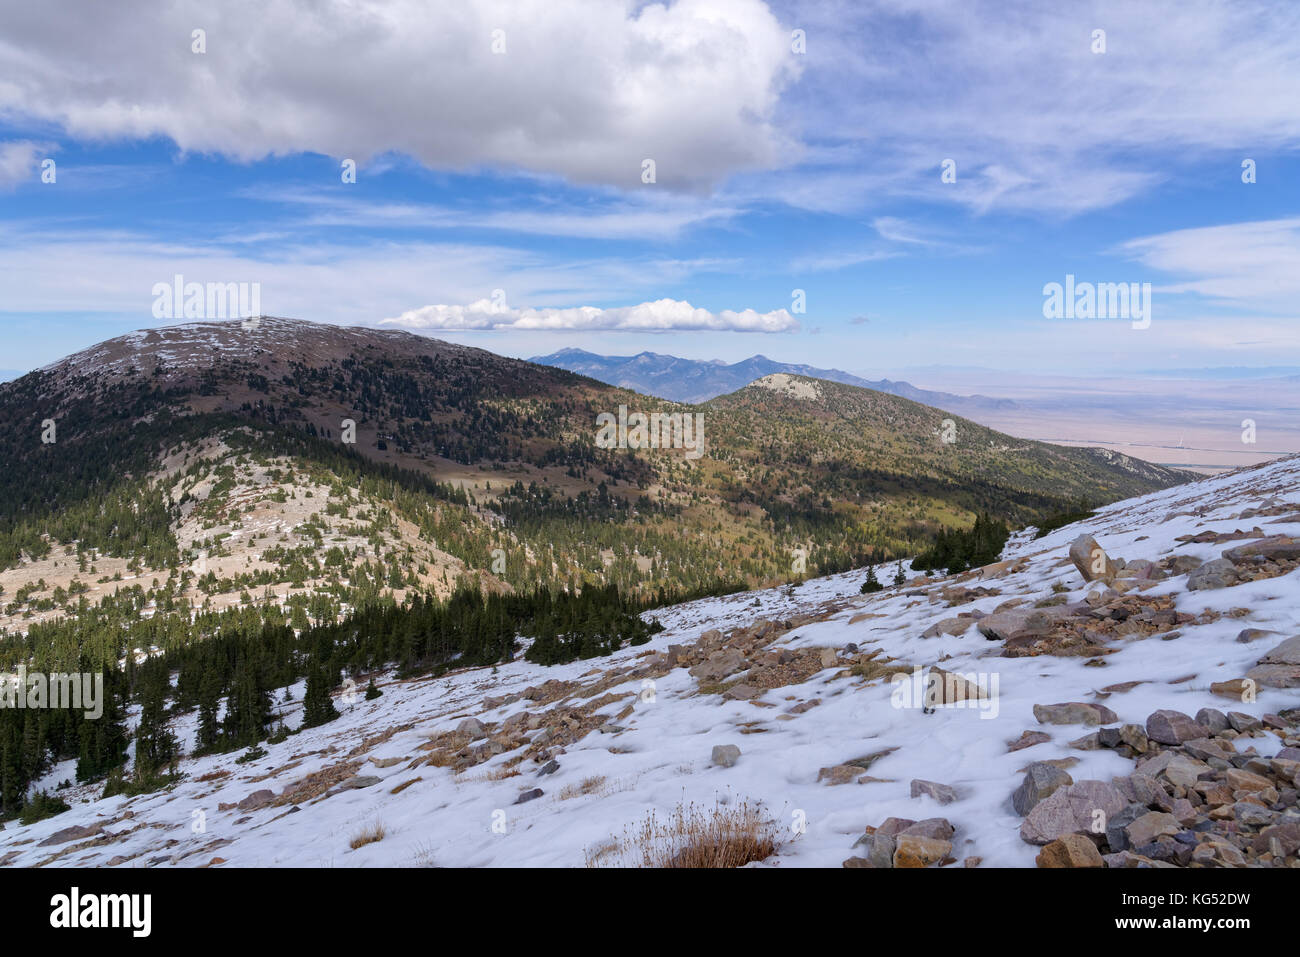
[595,799,783,868]
[349,820,387,849]
[559,775,607,800]
[389,777,422,795]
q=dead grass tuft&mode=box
[349,820,387,849]
[559,775,607,800]
[591,799,783,868]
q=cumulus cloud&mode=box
[0,0,800,191]
[379,298,798,333]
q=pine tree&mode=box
[195,667,223,754]
[860,563,882,593]
[302,660,339,728]
[364,678,382,700]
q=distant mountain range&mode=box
[529,347,1019,412]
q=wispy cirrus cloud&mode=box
[1119,217,1300,307]
[240,186,740,241]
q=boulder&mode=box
[457,717,487,738]
[1034,702,1118,726]
[1145,709,1205,745]
[1187,558,1237,590]
[1259,635,1300,665]
[711,744,741,768]
[1020,779,1126,845]
[901,818,955,841]
[893,834,952,868]
[1246,664,1300,689]
[1195,708,1230,734]
[1036,833,1104,868]
[921,617,975,638]
[689,648,748,682]
[236,789,275,811]
[1126,811,1180,846]
[1168,554,1203,575]
[1008,730,1051,752]
[1223,536,1300,563]
[1013,762,1073,816]
[910,779,960,805]
[1069,534,1117,583]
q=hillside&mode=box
[3,452,1297,868]
[0,318,1189,638]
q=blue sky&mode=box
[1,0,1298,378]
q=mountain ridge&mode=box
[530,344,1018,411]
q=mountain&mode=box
[4,449,1297,867]
[530,346,1018,411]
[0,317,1187,629]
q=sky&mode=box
[1,0,1298,379]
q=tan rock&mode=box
[1036,833,1104,868]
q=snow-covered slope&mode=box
[6,455,1300,868]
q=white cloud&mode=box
[762,0,1300,215]
[0,140,46,185]
[379,298,798,333]
[242,186,740,240]
[0,224,732,325]
[0,0,800,191]
[1119,217,1300,306]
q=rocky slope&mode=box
[3,453,1297,868]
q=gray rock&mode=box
[1195,708,1230,734]
[901,818,955,841]
[1020,779,1127,845]
[1237,628,1282,645]
[1227,711,1263,733]
[537,759,560,776]
[1187,558,1237,590]
[457,717,487,738]
[1105,803,1148,852]
[711,744,742,768]
[1145,709,1206,745]
[910,779,960,805]
[1034,702,1119,726]
[1223,537,1300,563]
[515,788,544,804]
[236,789,275,810]
[337,775,381,791]
[1245,663,1300,689]
[1013,762,1073,816]
[1259,635,1300,666]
